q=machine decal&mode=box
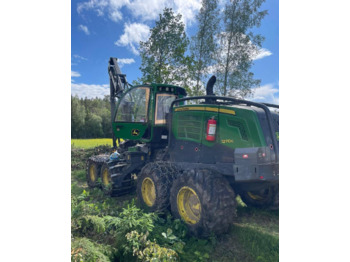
[131,129,140,136]
[221,139,234,144]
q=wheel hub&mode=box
[102,169,109,186]
[177,186,201,224]
[89,165,96,182]
[247,191,266,201]
[141,177,156,207]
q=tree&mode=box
[190,0,220,96]
[71,95,86,138]
[139,8,191,90]
[85,113,104,138]
[214,0,267,97]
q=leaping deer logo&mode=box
[131,129,140,136]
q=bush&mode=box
[71,237,116,262]
[71,191,185,261]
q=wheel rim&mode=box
[102,168,109,186]
[89,165,96,182]
[177,186,201,225]
[141,177,156,207]
[247,191,265,201]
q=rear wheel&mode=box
[137,162,176,212]
[240,187,276,208]
[170,169,236,237]
[86,160,98,188]
[86,155,109,188]
[86,159,99,188]
[100,163,112,195]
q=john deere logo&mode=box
[131,129,140,136]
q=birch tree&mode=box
[190,0,220,95]
[215,0,267,97]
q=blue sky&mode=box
[71,0,279,104]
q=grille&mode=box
[177,114,202,140]
[227,119,248,141]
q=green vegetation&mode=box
[215,0,267,97]
[71,96,112,139]
[139,8,192,92]
[71,138,113,149]
[71,143,278,261]
[190,0,220,96]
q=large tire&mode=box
[240,186,277,208]
[86,159,100,188]
[100,163,112,195]
[137,162,177,212]
[170,169,237,237]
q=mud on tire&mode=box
[170,169,237,237]
[137,162,177,212]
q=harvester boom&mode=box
[108,57,130,148]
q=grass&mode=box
[71,138,114,149]
[71,139,279,261]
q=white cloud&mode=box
[72,54,88,64]
[127,0,167,21]
[108,0,130,22]
[77,0,129,22]
[253,48,272,61]
[71,83,110,99]
[173,0,201,26]
[118,58,136,67]
[73,54,87,60]
[77,0,109,17]
[251,83,279,105]
[78,24,90,35]
[77,0,201,25]
[115,23,150,55]
[71,71,81,77]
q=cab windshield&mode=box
[155,94,176,124]
[115,87,150,122]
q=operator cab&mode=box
[113,84,186,147]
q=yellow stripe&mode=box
[206,107,219,112]
[174,106,235,115]
[219,108,236,115]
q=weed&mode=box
[71,237,116,262]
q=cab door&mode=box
[113,87,151,140]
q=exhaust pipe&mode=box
[205,76,216,104]
[206,75,216,96]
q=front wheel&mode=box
[170,170,236,237]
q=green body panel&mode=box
[172,104,266,149]
[112,83,185,142]
[112,122,148,140]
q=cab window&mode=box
[115,87,150,122]
[155,94,176,124]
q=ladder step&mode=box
[109,163,127,170]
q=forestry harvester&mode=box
[86,57,279,236]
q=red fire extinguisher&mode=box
[206,117,217,141]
